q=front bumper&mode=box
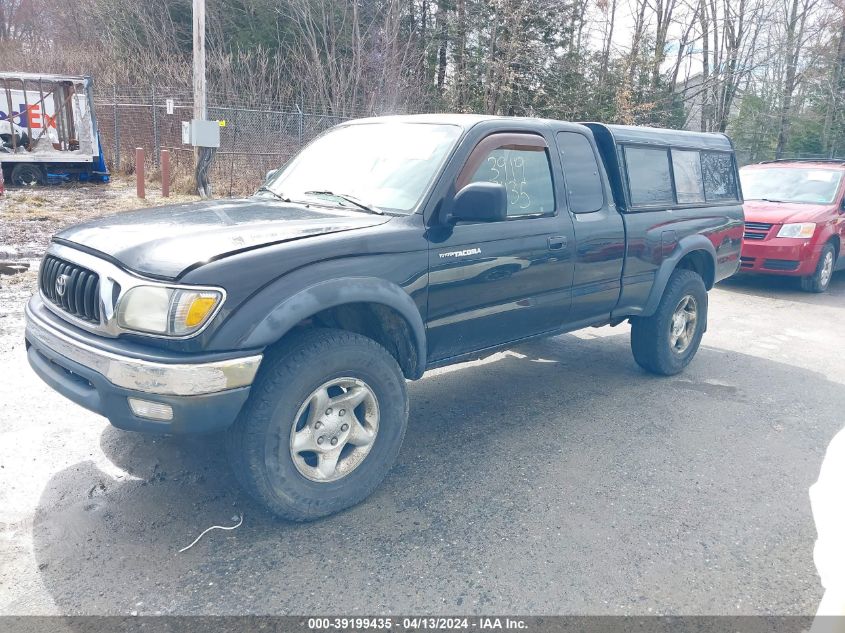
[740,238,822,276]
[25,296,263,433]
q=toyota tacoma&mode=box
[25,115,744,520]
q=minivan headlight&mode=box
[777,223,816,238]
[117,286,223,336]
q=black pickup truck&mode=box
[25,115,744,520]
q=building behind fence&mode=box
[95,85,359,196]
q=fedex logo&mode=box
[0,104,57,129]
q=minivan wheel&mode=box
[630,268,708,376]
[226,328,409,521]
[801,244,836,293]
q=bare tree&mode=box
[775,0,820,157]
[822,5,845,156]
[435,0,448,95]
[651,0,678,90]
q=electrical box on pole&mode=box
[182,120,220,147]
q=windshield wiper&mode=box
[303,190,384,215]
[255,186,291,202]
[748,197,789,203]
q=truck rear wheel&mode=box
[226,328,409,521]
[10,163,46,186]
[630,268,707,376]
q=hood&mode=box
[54,197,391,279]
[743,199,835,225]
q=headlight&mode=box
[116,286,223,336]
[777,223,816,238]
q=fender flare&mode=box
[641,235,717,317]
[237,276,427,379]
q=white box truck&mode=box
[0,73,109,186]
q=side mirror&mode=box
[265,169,278,183]
[840,197,845,213]
[448,182,508,224]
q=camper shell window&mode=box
[621,145,739,210]
[582,123,741,213]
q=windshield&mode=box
[262,122,462,214]
[739,166,844,204]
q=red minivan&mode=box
[739,160,845,292]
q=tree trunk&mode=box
[436,1,448,95]
[599,0,617,83]
[454,0,467,109]
[823,9,845,156]
[699,0,711,132]
[776,0,803,158]
[651,0,675,91]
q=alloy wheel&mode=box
[669,294,698,354]
[288,377,380,482]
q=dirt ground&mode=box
[0,178,198,260]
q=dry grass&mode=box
[0,177,201,259]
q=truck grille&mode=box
[743,222,774,240]
[39,255,101,324]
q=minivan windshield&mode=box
[261,122,462,214]
[740,166,843,204]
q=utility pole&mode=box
[193,0,214,197]
[193,0,206,123]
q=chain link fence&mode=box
[94,85,845,196]
[94,86,362,196]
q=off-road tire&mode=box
[630,268,708,376]
[226,328,408,521]
[800,243,836,293]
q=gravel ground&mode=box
[0,192,843,615]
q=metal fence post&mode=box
[151,84,159,167]
[113,85,120,172]
[229,108,238,197]
[296,102,304,146]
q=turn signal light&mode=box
[185,296,218,327]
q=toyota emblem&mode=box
[55,274,69,297]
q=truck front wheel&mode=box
[226,328,409,521]
[630,268,708,376]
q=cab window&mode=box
[466,143,556,217]
[556,131,604,213]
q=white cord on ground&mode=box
[178,514,243,553]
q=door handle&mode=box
[548,236,568,250]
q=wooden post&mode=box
[161,149,170,197]
[136,148,145,199]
